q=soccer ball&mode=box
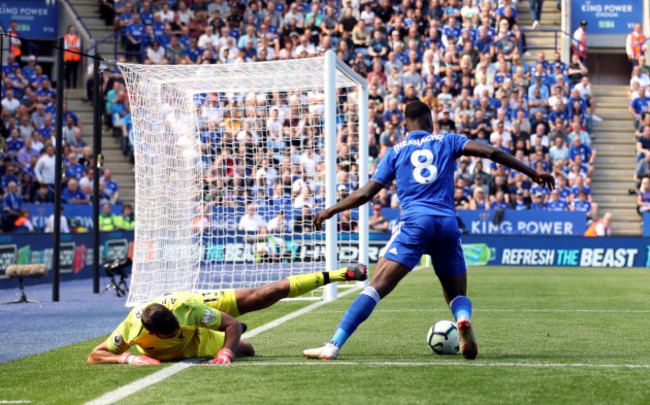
[427,320,459,355]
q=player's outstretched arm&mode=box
[88,341,123,364]
[463,140,555,190]
[87,341,159,365]
[314,180,385,231]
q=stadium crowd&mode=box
[6,0,608,234]
[1,35,124,232]
[96,0,605,233]
[628,22,650,215]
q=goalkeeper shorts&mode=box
[195,289,240,318]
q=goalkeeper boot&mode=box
[457,315,478,360]
[303,342,340,360]
[343,263,368,281]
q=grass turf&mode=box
[2,266,650,404]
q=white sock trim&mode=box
[360,286,380,303]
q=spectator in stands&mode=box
[636,125,650,162]
[547,189,568,211]
[34,144,55,188]
[2,181,23,231]
[33,184,53,204]
[238,204,266,233]
[548,135,569,164]
[1,164,20,193]
[62,178,90,204]
[530,192,547,210]
[17,116,32,140]
[368,204,389,233]
[568,135,596,168]
[491,190,509,210]
[635,152,650,188]
[629,85,648,127]
[38,115,55,145]
[45,207,70,233]
[567,116,591,145]
[570,189,595,221]
[337,209,358,232]
[454,187,470,210]
[101,169,120,203]
[65,152,86,182]
[293,205,314,233]
[6,128,24,157]
[511,189,529,210]
[636,178,650,215]
[16,138,38,169]
[468,187,490,210]
[266,210,288,234]
[1,90,20,116]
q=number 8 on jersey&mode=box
[410,150,438,184]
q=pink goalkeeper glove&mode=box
[204,348,233,365]
[119,353,161,365]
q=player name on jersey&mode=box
[393,133,444,153]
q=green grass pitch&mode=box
[2,265,650,404]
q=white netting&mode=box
[120,57,367,305]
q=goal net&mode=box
[119,52,369,306]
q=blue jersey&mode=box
[556,186,571,202]
[372,131,468,218]
[571,200,591,213]
[547,200,568,211]
[571,185,591,198]
[631,97,649,115]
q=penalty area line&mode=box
[198,361,650,369]
[84,284,363,405]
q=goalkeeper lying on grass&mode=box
[88,264,366,365]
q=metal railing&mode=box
[87,33,145,64]
[518,27,587,60]
[0,33,40,62]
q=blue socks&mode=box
[329,286,380,348]
[450,295,472,321]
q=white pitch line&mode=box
[195,361,650,370]
[84,284,363,405]
[0,401,32,404]
[316,309,650,314]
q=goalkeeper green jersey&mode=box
[106,292,225,361]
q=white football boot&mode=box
[303,342,340,360]
[456,315,478,360]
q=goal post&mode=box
[119,51,369,306]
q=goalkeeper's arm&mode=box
[87,341,159,365]
[204,312,242,365]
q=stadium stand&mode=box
[0,34,126,233]
[11,0,642,234]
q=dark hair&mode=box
[141,303,180,335]
[404,100,431,121]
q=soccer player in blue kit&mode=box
[303,101,555,360]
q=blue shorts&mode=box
[380,215,466,278]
